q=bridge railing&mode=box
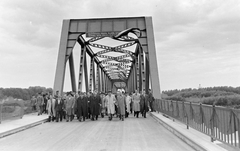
[154,99,240,149]
[0,97,26,124]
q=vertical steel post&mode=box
[69,53,77,92]
[145,57,150,94]
[105,75,108,92]
[97,64,100,92]
[92,61,96,91]
[53,20,70,95]
[84,53,89,92]
[145,17,161,99]
[102,71,105,92]
[139,45,145,92]
[138,45,142,92]
[0,104,2,124]
[135,54,140,91]
[211,105,215,142]
[78,45,86,92]
[89,58,94,92]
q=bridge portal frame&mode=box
[53,16,161,98]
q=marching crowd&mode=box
[31,89,155,122]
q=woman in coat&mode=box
[46,94,53,122]
[51,95,56,121]
[132,90,141,118]
[105,91,116,121]
[125,93,131,118]
[116,91,126,121]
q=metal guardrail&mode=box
[154,99,240,149]
[0,98,29,124]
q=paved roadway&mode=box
[0,114,194,151]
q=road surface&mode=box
[0,113,194,151]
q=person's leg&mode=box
[56,111,59,122]
[150,102,153,112]
[60,110,63,121]
[48,115,51,122]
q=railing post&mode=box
[183,101,189,129]
[0,104,2,124]
[211,105,215,142]
[238,115,240,148]
[171,100,174,122]
[190,102,192,127]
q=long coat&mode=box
[51,98,56,117]
[105,94,116,114]
[89,95,100,116]
[76,96,88,118]
[125,96,131,113]
[100,95,106,114]
[65,96,75,115]
[116,95,126,115]
[132,93,141,111]
[46,99,52,116]
[140,94,149,112]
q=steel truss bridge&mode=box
[53,16,161,98]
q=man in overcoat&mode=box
[90,91,101,121]
[76,92,88,122]
[105,91,116,121]
[132,90,141,118]
[148,89,155,112]
[116,91,126,121]
[140,91,149,118]
[65,92,75,122]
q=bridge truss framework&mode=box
[53,16,161,98]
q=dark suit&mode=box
[55,98,64,122]
[140,94,149,118]
[89,94,101,120]
[148,93,155,112]
[76,96,88,121]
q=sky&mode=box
[0,0,239,91]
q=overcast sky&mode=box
[0,0,239,91]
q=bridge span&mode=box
[0,113,193,151]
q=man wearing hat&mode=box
[65,92,75,122]
[76,91,88,122]
[55,92,64,122]
[148,89,155,112]
[105,90,116,121]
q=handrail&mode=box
[0,97,26,124]
[154,99,240,149]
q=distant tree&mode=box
[0,86,53,100]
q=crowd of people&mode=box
[31,89,155,122]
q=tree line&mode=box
[162,86,240,108]
[0,86,53,101]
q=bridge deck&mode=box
[0,113,193,151]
